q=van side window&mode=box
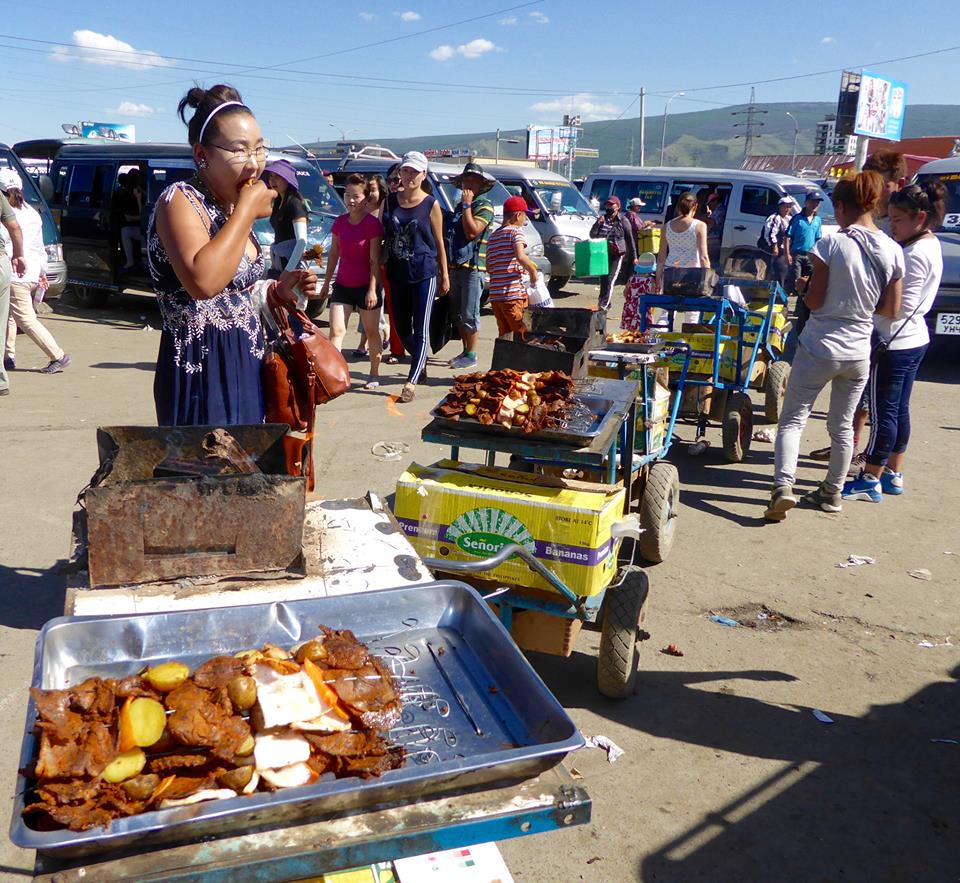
[67,164,114,209]
[613,181,667,214]
[53,166,70,206]
[588,179,612,204]
[740,185,779,217]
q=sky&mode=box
[1,0,957,147]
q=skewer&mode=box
[427,643,483,738]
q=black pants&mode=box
[791,252,814,336]
[767,252,789,288]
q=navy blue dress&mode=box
[147,180,266,426]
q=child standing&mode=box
[485,196,539,338]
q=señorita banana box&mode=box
[394,461,625,597]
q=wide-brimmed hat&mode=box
[263,159,300,192]
[0,168,23,192]
[453,161,495,195]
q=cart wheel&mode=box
[638,462,680,564]
[722,392,753,462]
[764,361,791,424]
[597,567,649,699]
[73,285,110,309]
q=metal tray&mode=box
[11,583,583,858]
[602,340,664,354]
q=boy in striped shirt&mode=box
[485,196,539,337]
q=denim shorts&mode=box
[449,267,484,333]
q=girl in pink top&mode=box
[320,174,384,389]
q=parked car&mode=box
[583,166,835,269]
[486,163,597,292]
[913,156,960,338]
[0,143,66,297]
[38,141,342,309]
[321,155,552,285]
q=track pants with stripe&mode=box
[388,273,436,385]
[599,254,626,312]
[864,343,928,467]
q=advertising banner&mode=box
[853,71,907,142]
[81,122,136,142]
[526,125,575,161]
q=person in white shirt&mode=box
[842,180,946,501]
[765,171,903,520]
[0,170,69,374]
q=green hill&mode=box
[301,101,960,176]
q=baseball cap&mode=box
[503,195,534,215]
[805,192,824,202]
[628,197,645,208]
[400,151,429,173]
[604,195,621,208]
[778,196,794,206]
[0,168,23,192]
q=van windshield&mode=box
[0,148,59,247]
[525,181,596,216]
[915,172,960,233]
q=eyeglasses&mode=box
[208,143,268,165]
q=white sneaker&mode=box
[449,353,478,370]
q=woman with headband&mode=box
[147,84,316,426]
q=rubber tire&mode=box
[722,391,754,462]
[638,462,680,564]
[597,567,650,699]
[764,360,791,424]
[73,285,110,308]
[547,276,569,294]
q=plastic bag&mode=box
[526,275,553,308]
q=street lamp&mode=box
[785,112,800,172]
[328,123,358,143]
[660,91,685,166]
[495,128,519,164]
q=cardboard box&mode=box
[394,461,624,597]
[575,239,609,277]
[507,606,582,657]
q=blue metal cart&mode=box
[420,377,653,699]
[637,279,791,462]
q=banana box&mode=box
[394,461,625,597]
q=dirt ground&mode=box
[1,285,957,882]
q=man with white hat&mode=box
[0,176,27,396]
[761,196,795,288]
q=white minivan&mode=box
[583,166,835,268]
[487,164,598,293]
[913,156,960,336]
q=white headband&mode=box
[197,100,246,144]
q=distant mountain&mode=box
[298,101,960,177]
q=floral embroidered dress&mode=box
[147,180,266,426]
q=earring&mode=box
[198,157,208,170]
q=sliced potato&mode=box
[234,649,263,666]
[120,697,167,750]
[293,640,325,665]
[261,643,293,661]
[218,765,254,792]
[145,661,190,693]
[236,734,255,756]
[226,676,257,712]
[102,748,146,784]
[121,773,161,801]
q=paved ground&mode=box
[1,284,957,882]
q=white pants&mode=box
[773,344,868,494]
[5,281,64,362]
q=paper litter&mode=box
[583,735,625,763]
[836,555,875,568]
[908,569,933,581]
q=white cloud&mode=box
[106,100,157,117]
[499,15,518,25]
[398,10,421,21]
[531,93,621,121]
[430,38,499,61]
[820,35,836,44]
[529,11,550,24]
[51,30,169,70]
[359,11,376,20]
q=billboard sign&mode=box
[853,71,907,141]
[80,122,136,142]
[526,125,575,161]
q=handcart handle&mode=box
[422,544,590,621]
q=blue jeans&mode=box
[449,267,483,334]
[864,343,928,467]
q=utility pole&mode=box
[639,87,646,166]
[854,135,869,172]
[732,87,767,160]
[785,111,800,172]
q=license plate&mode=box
[935,312,960,335]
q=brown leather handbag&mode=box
[273,302,350,405]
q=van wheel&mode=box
[548,276,568,295]
[73,286,110,308]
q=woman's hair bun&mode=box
[176,84,247,144]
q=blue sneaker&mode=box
[842,471,882,503]
[880,468,904,495]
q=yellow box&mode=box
[394,461,625,597]
[637,227,661,255]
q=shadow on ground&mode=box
[0,563,68,630]
[527,648,960,883]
